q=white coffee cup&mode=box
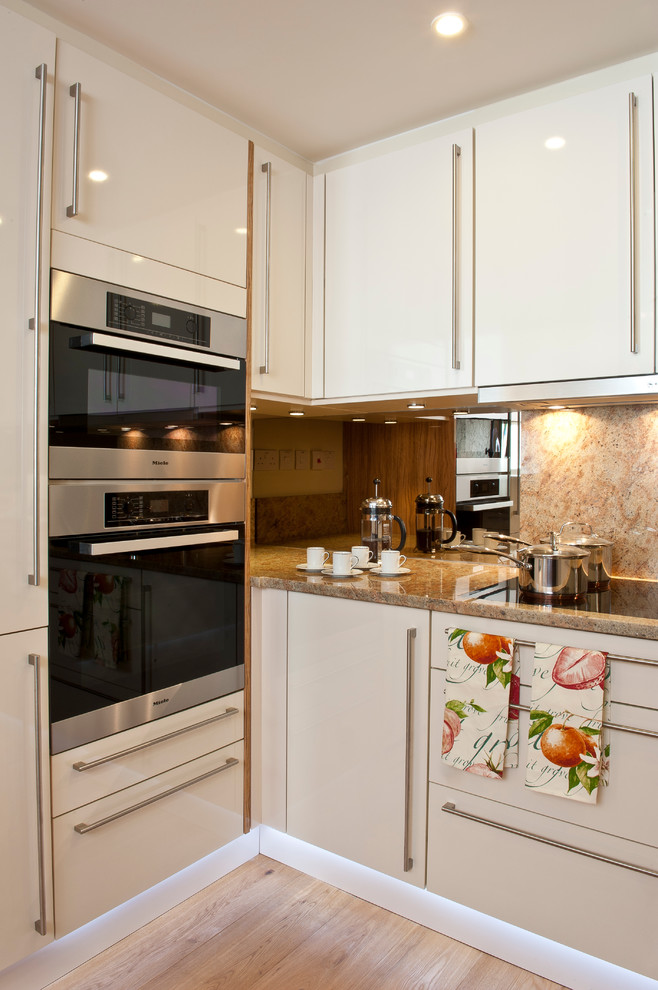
[332,550,359,575]
[379,549,407,573]
[351,545,373,568]
[306,546,329,570]
[472,527,487,546]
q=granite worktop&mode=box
[250,540,658,642]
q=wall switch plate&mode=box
[254,449,278,471]
[279,449,294,470]
[295,449,310,471]
[311,449,337,470]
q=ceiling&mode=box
[22,0,658,161]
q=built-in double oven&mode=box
[48,270,247,754]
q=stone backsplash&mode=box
[520,404,658,580]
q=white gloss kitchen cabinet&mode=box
[51,42,248,308]
[322,129,474,398]
[475,76,655,388]
[427,612,658,981]
[0,6,54,968]
[251,147,308,398]
[51,693,244,936]
[287,593,429,887]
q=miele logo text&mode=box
[153,697,170,706]
[152,460,169,465]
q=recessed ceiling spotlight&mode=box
[352,417,366,422]
[385,420,397,425]
[432,11,467,37]
[250,404,258,411]
[545,136,566,150]
[548,405,566,410]
[407,402,426,409]
[289,410,304,417]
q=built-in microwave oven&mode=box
[49,270,247,480]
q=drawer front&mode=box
[53,741,243,937]
[430,667,658,847]
[51,692,243,817]
[427,782,658,981]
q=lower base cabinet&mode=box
[51,695,244,936]
[0,628,53,970]
[287,593,429,887]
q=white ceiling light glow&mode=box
[88,169,109,182]
[545,136,566,150]
[432,11,467,37]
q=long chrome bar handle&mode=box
[509,702,658,740]
[74,758,240,834]
[442,802,658,878]
[29,655,47,935]
[451,143,461,371]
[28,65,47,586]
[72,707,241,771]
[628,92,638,354]
[449,630,658,668]
[259,161,272,374]
[403,628,416,872]
[66,82,81,218]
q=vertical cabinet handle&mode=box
[66,82,81,218]
[628,92,638,355]
[403,628,416,872]
[451,144,461,371]
[28,64,47,587]
[259,161,272,374]
[29,655,47,936]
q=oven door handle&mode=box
[75,529,240,556]
[69,331,241,371]
[456,500,514,512]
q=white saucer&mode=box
[296,562,327,573]
[321,567,361,578]
[371,566,411,576]
[354,561,377,570]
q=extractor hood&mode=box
[477,374,658,409]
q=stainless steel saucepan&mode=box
[454,531,591,600]
[540,521,613,590]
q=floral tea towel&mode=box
[442,628,517,779]
[526,643,609,803]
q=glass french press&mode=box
[359,478,406,563]
[415,477,457,552]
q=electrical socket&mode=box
[253,449,278,471]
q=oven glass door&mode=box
[49,322,246,456]
[48,524,244,752]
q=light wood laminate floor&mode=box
[47,855,568,990]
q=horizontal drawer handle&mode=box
[509,703,658,740]
[73,707,241,771]
[75,529,240,557]
[442,802,658,878]
[70,331,241,371]
[74,757,240,834]
[443,630,658,667]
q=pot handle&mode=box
[436,509,458,546]
[559,520,593,537]
[393,515,407,552]
[444,544,532,571]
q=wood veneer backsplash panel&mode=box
[343,420,456,538]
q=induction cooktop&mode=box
[462,576,658,622]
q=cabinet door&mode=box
[0,629,53,967]
[52,43,248,291]
[0,6,52,634]
[475,76,655,386]
[251,149,308,397]
[287,594,428,886]
[323,129,473,397]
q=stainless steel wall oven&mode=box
[48,481,245,754]
[48,271,248,754]
[49,270,247,480]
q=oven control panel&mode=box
[106,291,211,348]
[105,489,209,527]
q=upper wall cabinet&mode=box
[251,148,308,397]
[475,76,655,387]
[52,43,248,293]
[323,129,474,398]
